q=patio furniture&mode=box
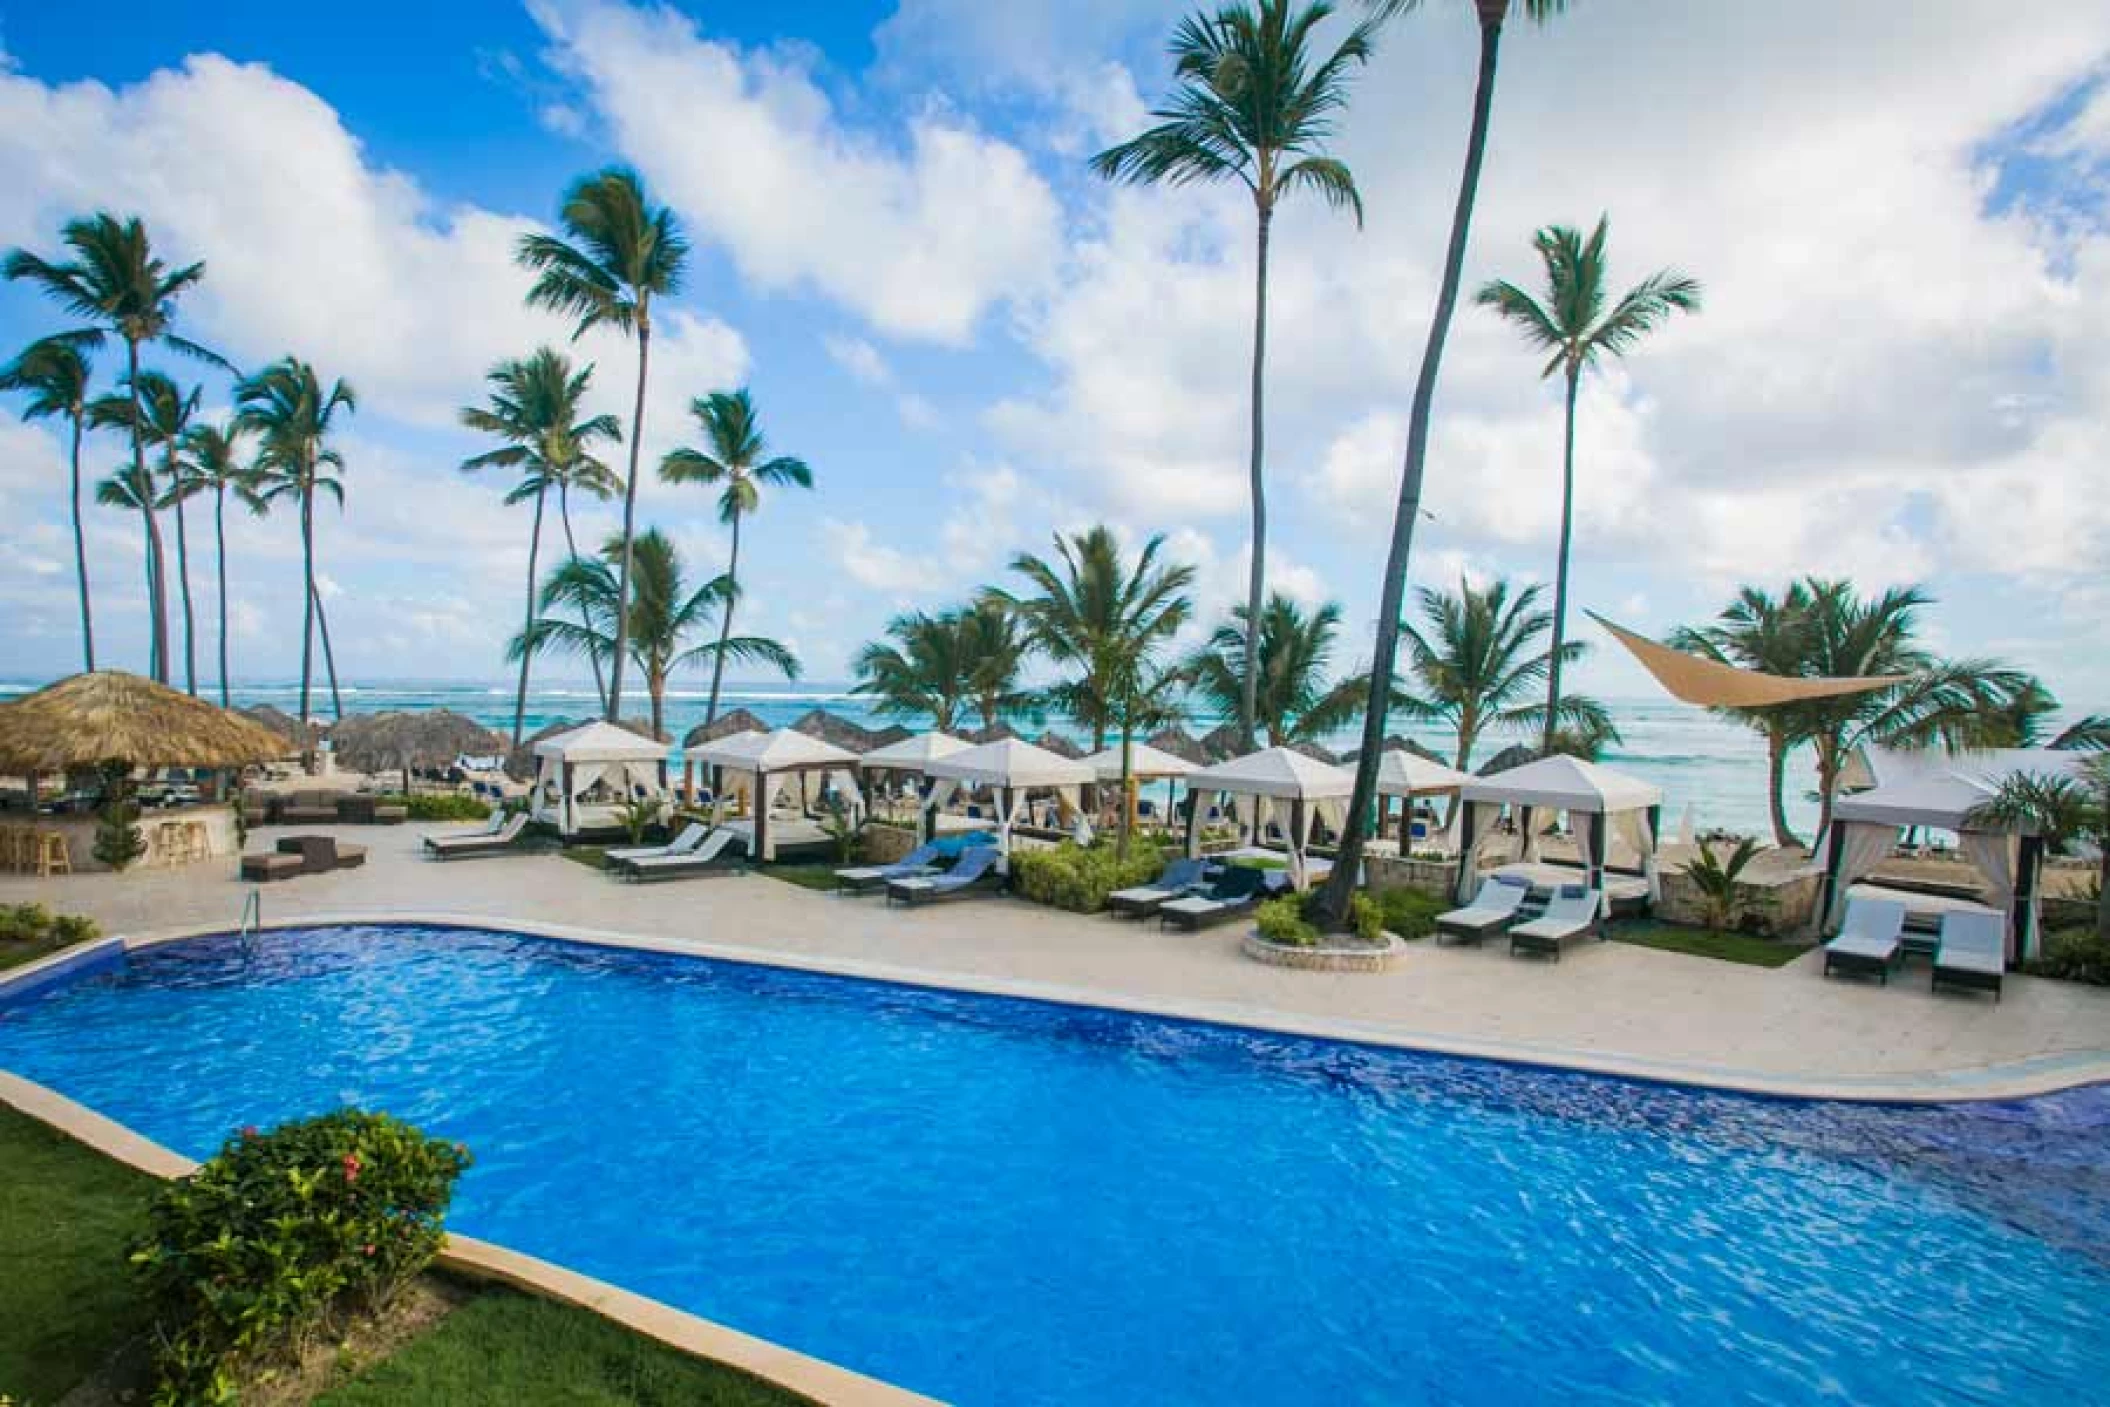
[423,812,529,860]
[1107,857,1213,918]
[34,830,71,877]
[835,842,945,894]
[619,828,741,882]
[1822,897,1908,984]
[885,846,1005,905]
[1507,885,1604,962]
[605,821,709,867]
[1931,909,2006,1002]
[277,791,343,826]
[1156,865,1274,931]
[240,834,365,882]
[1434,877,1530,946]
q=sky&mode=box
[0,0,2106,713]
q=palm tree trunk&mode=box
[607,314,651,724]
[648,666,666,743]
[1813,734,1841,846]
[558,482,608,712]
[128,338,170,683]
[169,455,198,697]
[1116,698,1135,859]
[68,412,94,672]
[1239,203,1274,752]
[298,484,316,728]
[312,578,344,721]
[1541,366,1580,752]
[704,508,741,728]
[1321,14,1507,929]
[1765,728,1801,850]
[511,485,548,746]
[214,485,231,707]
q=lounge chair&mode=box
[1822,897,1908,983]
[885,846,1004,905]
[605,822,709,867]
[619,828,740,882]
[423,812,528,860]
[835,842,945,894]
[1107,857,1213,918]
[1156,865,1273,931]
[1931,909,2005,1002]
[1507,885,1603,961]
[1434,877,1530,946]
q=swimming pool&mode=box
[2,924,2104,1405]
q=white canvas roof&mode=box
[923,737,1095,789]
[530,720,668,764]
[857,731,970,771]
[1083,742,1196,781]
[1374,750,1471,798]
[1834,747,2092,831]
[1460,754,1660,814]
[695,727,858,773]
[1187,746,1353,801]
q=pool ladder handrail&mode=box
[238,889,262,952]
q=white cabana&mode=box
[530,721,670,837]
[1183,746,1354,890]
[693,727,862,861]
[1372,749,1471,855]
[921,738,1096,859]
[1821,746,2088,960]
[1455,754,1664,913]
[853,731,969,823]
[1085,740,1197,833]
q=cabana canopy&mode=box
[1589,612,1905,709]
[1455,755,1664,912]
[694,728,858,774]
[1183,746,1352,890]
[529,721,669,836]
[922,738,1095,857]
[858,731,970,771]
[1375,750,1470,798]
[1083,742,1196,781]
[692,727,863,860]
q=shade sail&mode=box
[0,670,290,772]
[1588,612,1904,709]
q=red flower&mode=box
[362,1243,376,1257]
[240,1126,259,1139]
[342,1152,362,1184]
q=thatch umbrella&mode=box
[239,703,316,751]
[866,723,913,749]
[683,708,769,750]
[1285,739,1340,765]
[1035,730,1085,760]
[790,707,879,754]
[1146,726,1211,767]
[329,709,507,791]
[1341,733,1444,765]
[0,671,288,785]
[1478,743,1539,776]
[969,721,1022,744]
[1198,722,1243,762]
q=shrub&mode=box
[92,763,145,871]
[1255,895,1320,947]
[131,1109,471,1405]
[379,792,492,822]
[1372,886,1446,941]
[0,903,102,949]
[2028,927,2110,986]
[1684,836,1761,932]
[1011,842,1166,913]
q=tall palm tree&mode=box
[1670,582,1820,850]
[517,167,689,725]
[515,529,797,741]
[1476,216,1699,747]
[1326,0,1569,925]
[1184,594,1385,746]
[661,388,813,730]
[1395,577,1612,772]
[4,213,228,682]
[460,348,624,745]
[175,422,265,707]
[0,337,97,669]
[1975,679,2110,753]
[94,372,206,694]
[93,463,164,639]
[990,526,1195,853]
[236,357,356,728]
[1094,0,1372,752]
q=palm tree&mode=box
[853,609,975,733]
[959,600,1034,732]
[1975,679,2110,753]
[1670,582,1820,849]
[460,348,625,745]
[0,337,97,669]
[5,214,227,682]
[515,529,797,741]
[1476,216,1700,747]
[93,463,164,638]
[1325,0,1569,926]
[661,388,813,730]
[175,422,265,706]
[991,526,1195,853]
[94,372,206,694]
[1094,0,1372,752]
[1966,759,2110,944]
[1184,594,1387,746]
[236,357,356,727]
[1394,577,1613,772]
[517,167,690,726]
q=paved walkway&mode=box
[6,823,2107,1101]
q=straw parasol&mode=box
[1198,722,1244,762]
[790,707,880,754]
[1035,729,1085,759]
[1145,726,1211,767]
[1285,739,1340,765]
[1477,743,1539,776]
[0,671,289,775]
[865,723,913,749]
[969,721,1023,744]
[682,708,770,750]
[239,703,316,750]
[329,710,507,786]
[1341,733,1445,765]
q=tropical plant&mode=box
[614,793,663,846]
[94,371,206,693]
[5,214,228,683]
[1669,582,1819,849]
[817,791,865,865]
[236,357,357,727]
[1010,841,1168,913]
[661,388,813,730]
[1974,679,2110,753]
[460,347,625,744]
[1475,216,1700,748]
[958,599,1035,731]
[513,528,798,741]
[91,761,145,871]
[517,167,689,724]
[1183,593,1390,746]
[1094,0,1372,752]
[1684,836,1760,933]
[1393,577,1613,771]
[852,601,1035,734]
[1966,759,2110,944]
[175,422,265,706]
[1325,0,1571,928]
[0,337,97,669]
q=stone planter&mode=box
[1363,853,1458,899]
[1240,930,1408,973]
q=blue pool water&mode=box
[2,925,2106,1405]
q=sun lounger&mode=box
[1822,897,1908,983]
[423,812,528,860]
[1507,885,1602,961]
[885,846,1004,905]
[1156,865,1272,931]
[1931,909,2005,1002]
[1434,877,1530,946]
[1107,857,1213,918]
[620,827,740,882]
[835,842,945,894]
[604,822,709,867]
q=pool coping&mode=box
[5,909,2105,1105]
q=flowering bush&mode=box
[1011,842,1166,913]
[130,1109,471,1405]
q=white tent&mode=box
[1082,742,1196,781]
[858,730,971,772]
[693,727,862,861]
[1455,754,1664,912]
[1183,746,1353,890]
[530,721,670,837]
[1371,749,1472,856]
[922,738,1096,857]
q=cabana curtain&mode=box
[1611,808,1662,903]
[1961,830,2015,932]
[1825,821,1896,928]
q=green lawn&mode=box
[756,863,840,892]
[1611,922,1810,968]
[562,845,614,871]
[0,1105,809,1406]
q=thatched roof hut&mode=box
[1285,739,1340,765]
[1034,730,1085,759]
[1341,734,1446,765]
[240,703,316,749]
[1198,723,1243,762]
[969,721,1022,744]
[682,708,769,749]
[790,708,880,754]
[1477,743,1539,776]
[329,710,507,779]
[865,723,913,749]
[1145,727,1211,767]
[0,671,289,774]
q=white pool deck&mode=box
[4,822,2107,1103]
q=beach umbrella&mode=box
[1035,730,1086,759]
[239,703,318,752]
[682,708,769,749]
[968,721,1023,744]
[0,670,288,784]
[1145,726,1211,767]
[1197,722,1244,762]
[790,707,881,754]
[329,709,507,791]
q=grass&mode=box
[756,863,841,892]
[1611,921,1810,968]
[0,930,81,972]
[561,845,613,871]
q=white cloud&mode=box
[824,334,891,386]
[822,518,943,593]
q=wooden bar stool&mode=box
[35,830,71,878]
[0,827,20,873]
[181,819,210,863]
